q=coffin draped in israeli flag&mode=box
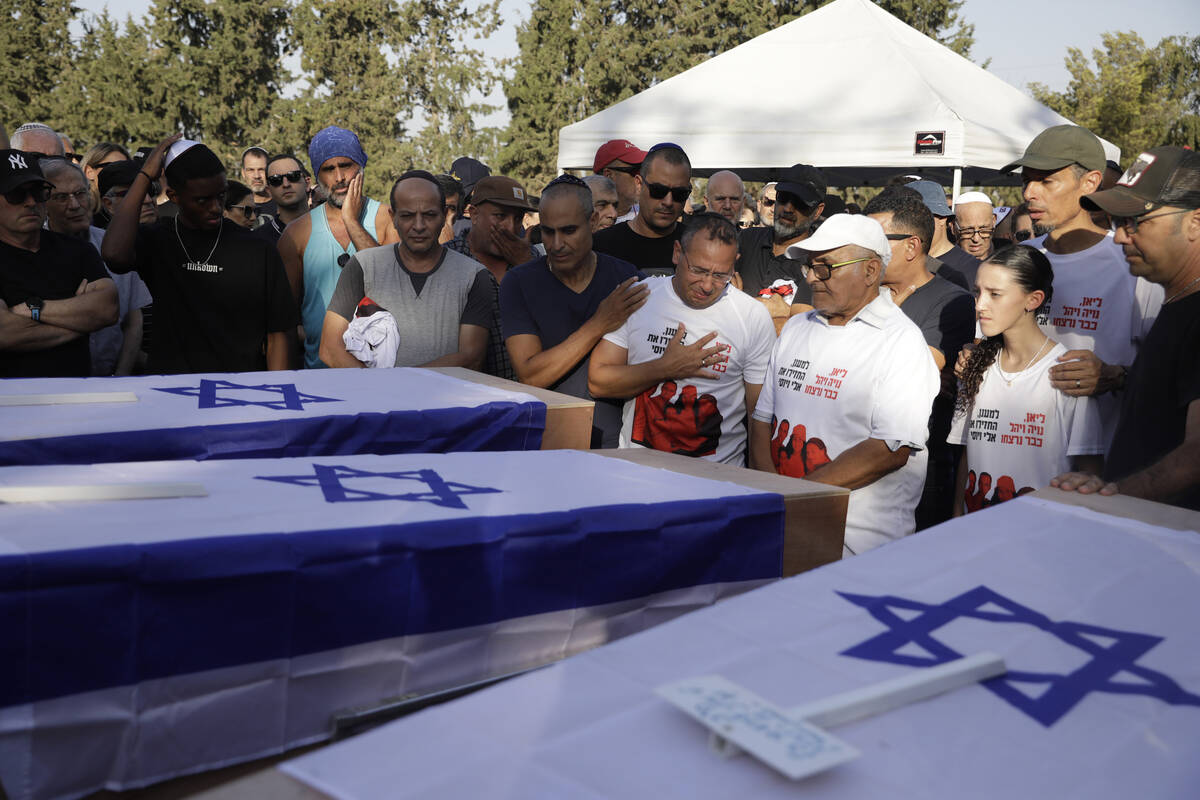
[282,495,1200,799]
[0,367,544,466]
[0,449,785,800]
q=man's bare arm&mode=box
[265,331,289,370]
[114,308,144,375]
[102,133,180,269]
[0,305,81,351]
[748,417,775,472]
[13,279,119,334]
[317,311,365,368]
[419,324,488,370]
[804,438,913,490]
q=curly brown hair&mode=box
[955,245,1054,415]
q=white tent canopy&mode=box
[556,0,1119,187]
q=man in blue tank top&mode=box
[278,126,399,368]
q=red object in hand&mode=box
[632,381,724,457]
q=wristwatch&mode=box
[26,297,44,322]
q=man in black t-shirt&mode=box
[736,163,826,335]
[905,179,975,291]
[867,186,975,528]
[501,175,647,447]
[255,154,310,244]
[1052,146,1200,510]
[102,135,296,374]
[593,143,692,276]
[0,150,118,377]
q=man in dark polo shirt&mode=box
[593,142,691,276]
[501,175,647,447]
[736,163,826,334]
[1052,145,1200,510]
[102,135,296,374]
[0,150,118,377]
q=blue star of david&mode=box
[255,464,502,509]
[154,379,341,411]
[838,585,1200,727]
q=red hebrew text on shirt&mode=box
[964,470,1035,514]
[775,359,846,401]
[632,380,723,457]
[769,416,832,478]
[1049,295,1104,332]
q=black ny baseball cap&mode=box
[0,149,49,194]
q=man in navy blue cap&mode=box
[1,149,118,377]
[278,126,400,369]
[905,179,974,290]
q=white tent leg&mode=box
[951,167,962,206]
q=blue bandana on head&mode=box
[308,126,368,175]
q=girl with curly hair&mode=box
[949,245,1105,514]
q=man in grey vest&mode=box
[319,171,494,369]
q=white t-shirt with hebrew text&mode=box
[948,342,1104,515]
[752,289,940,556]
[1023,232,1162,442]
[605,276,775,465]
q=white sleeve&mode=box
[1065,394,1107,457]
[751,336,781,424]
[740,301,776,385]
[1132,277,1164,347]
[870,329,939,449]
[947,403,970,446]
[604,317,632,349]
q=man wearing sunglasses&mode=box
[1052,146,1200,511]
[593,142,692,277]
[97,161,161,229]
[1004,125,1163,443]
[0,150,118,377]
[749,214,939,557]
[757,182,777,227]
[589,213,775,465]
[735,164,825,333]
[256,155,310,244]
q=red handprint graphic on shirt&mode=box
[631,380,724,457]
[769,417,832,478]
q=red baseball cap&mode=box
[593,139,647,173]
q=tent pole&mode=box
[951,167,963,205]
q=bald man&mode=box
[705,170,745,224]
[10,123,65,157]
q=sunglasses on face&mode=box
[227,204,256,219]
[760,197,776,207]
[645,182,690,203]
[266,170,305,187]
[801,256,872,281]
[3,183,53,205]
[776,191,815,212]
[1013,229,1033,242]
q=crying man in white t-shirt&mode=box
[589,213,776,465]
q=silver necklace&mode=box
[1164,274,1200,304]
[995,336,1050,386]
[174,215,222,270]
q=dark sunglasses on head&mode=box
[3,183,53,205]
[267,170,305,187]
[645,182,690,203]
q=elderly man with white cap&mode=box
[953,190,996,264]
[749,214,940,557]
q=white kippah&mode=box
[164,139,201,169]
[954,191,993,208]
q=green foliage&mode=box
[1030,32,1200,163]
[499,0,976,188]
[0,0,79,125]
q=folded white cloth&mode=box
[343,311,400,368]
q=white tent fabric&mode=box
[557,0,1119,184]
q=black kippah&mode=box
[165,144,226,189]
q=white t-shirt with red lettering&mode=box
[605,276,775,465]
[948,341,1105,514]
[1023,232,1163,442]
[752,290,940,556]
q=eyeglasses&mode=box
[227,204,257,219]
[645,182,690,203]
[955,226,993,240]
[267,170,305,187]
[49,189,90,205]
[760,198,775,207]
[1110,208,1194,234]
[3,183,53,205]
[801,256,873,281]
[681,251,733,285]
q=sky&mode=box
[73,0,1199,126]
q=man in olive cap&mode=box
[1004,124,1163,445]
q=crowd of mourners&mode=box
[1,118,1197,551]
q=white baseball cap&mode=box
[786,213,891,268]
